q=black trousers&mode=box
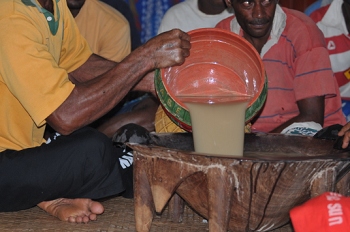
[0,127,125,212]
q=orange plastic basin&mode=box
[155,28,267,132]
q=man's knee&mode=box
[73,127,111,149]
[69,127,118,169]
[58,128,121,196]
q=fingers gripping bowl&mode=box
[155,28,267,132]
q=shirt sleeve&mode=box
[290,17,337,101]
[0,3,90,127]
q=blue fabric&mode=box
[304,0,323,16]
[342,99,350,122]
[101,0,185,47]
[125,0,184,43]
[117,93,151,114]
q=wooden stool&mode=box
[130,133,350,232]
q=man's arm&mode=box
[338,123,350,149]
[69,54,155,93]
[46,29,191,135]
[68,54,117,84]
[269,96,325,133]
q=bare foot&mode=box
[37,198,104,223]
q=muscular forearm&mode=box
[68,54,117,84]
[47,29,191,135]
[48,47,154,134]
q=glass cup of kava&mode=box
[177,93,252,157]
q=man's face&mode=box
[66,0,86,10]
[228,0,277,39]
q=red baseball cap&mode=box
[290,192,350,232]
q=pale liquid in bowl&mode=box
[180,97,250,157]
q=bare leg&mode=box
[37,198,104,223]
[97,96,159,138]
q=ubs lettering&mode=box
[328,203,343,226]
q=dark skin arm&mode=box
[338,123,350,149]
[67,54,116,84]
[269,96,325,133]
[67,54,156,93]
[46,29,191,135]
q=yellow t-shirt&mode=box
[75,0,131,62]
[0,0,92,151]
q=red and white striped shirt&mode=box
[310,0,350,99]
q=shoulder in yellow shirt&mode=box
[0,0,92,151]
[75,0,131,62]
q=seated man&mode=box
[0,0,190,223]
[215,0,345,133]
[155,0,345,135]
[67,0,159,137]
[309,0,350,121]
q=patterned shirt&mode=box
[310,0,350,99]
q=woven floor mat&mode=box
[0,196,293,231]
[0,196,209,232]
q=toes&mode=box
[82,216,90,223]
[68,216,77,223]
[90,201,104,215]
[77,217,85,223]
[68,216,88,223]
[89,214,97,221]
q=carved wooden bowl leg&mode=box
[207,167,233,231]
[134,154,154,232]
[167,194,184,222]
